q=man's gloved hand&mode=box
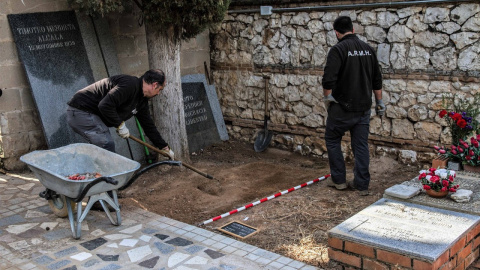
[116,122,130,139]
[323,94,338,110]
[375,99,386,116]
[162,146,175,160]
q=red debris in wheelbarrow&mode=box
[67,172,102,180]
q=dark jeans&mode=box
[325,103,371,190]
[66,106,116,152]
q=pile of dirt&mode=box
[119,140,421,268]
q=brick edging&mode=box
[328,222,480,269]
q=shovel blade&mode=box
[254,130,273,152]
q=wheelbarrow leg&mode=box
[83,192,122,226]
[66,198,82,239]
[99,191,122,226]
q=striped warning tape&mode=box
[199,174,331,226]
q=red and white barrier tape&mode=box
[199,174,331,226]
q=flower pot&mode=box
[447,161,462,171]
[463,164,480,173]
[432,157,448,169]
[425,189,449,198]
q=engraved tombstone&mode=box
[8,11,94,149]
[181,74,225,153]
[329,198,480,261]
[8,11,145,161]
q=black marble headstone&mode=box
[182,81,221,153]
[8,11,95,149]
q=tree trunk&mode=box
[145,24,190,162]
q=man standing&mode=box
[322,16,384,196]
[67,69,174,159]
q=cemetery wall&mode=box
[210,1,480,164]
[0,0,209,170]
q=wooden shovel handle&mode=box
[128,135,214,179]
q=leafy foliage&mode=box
[69,0,230,41]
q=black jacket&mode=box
[322,34,383,112]
[68,75,168,149]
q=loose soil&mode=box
[119,140,421,268]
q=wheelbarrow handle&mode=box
[73,176,118,203]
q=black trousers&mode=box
[66,106,116,152]
[325,103,371,191]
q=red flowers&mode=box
[418,168,458,193]
[451,113,462,122]
[433,135,480,167]
[438,106,478,145]
[457,119,467,128]
[439,110,448,118]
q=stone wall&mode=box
[0,1,210,170]
[210,2,480,164]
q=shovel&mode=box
[254,76,273,152]
[128,135,215,180]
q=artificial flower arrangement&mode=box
[418,168,458,192]
[434,134,480,166]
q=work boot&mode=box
[326,179,347,190]
[348,181,370,196]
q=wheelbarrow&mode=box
[20,143,180,239]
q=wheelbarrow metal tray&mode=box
[20,143,141,198]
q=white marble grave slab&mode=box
[384,184,421,199]
[328,198,480,261]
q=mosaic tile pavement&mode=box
[0,172,318,270]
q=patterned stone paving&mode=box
[0,172,318,270]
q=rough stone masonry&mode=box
[210,3,480,164]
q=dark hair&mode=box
[333,16,353,34]
[143,69,165,85]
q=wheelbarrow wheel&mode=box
[48,195,75,218]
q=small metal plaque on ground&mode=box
[328,198,480,261]
[217,221,258,239]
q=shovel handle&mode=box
[128,135,214,179]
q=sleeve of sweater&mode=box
[322,47,343,90]
[97,85,126,127]
[371,54,383,91]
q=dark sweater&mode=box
[322,34,383,112]
[68,74,168,149]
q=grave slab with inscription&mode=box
[8,11,145,161]
[8,11,94,149]
[328,198,480,261]
[181,74,228,153]
[384,172,480,215]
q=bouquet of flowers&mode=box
[439,94,480,145]
[434,134,480,166]
[459,135,480,167]
[418,168,458,192]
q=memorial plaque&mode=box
[329,198,480,261]
[182,74,226,153]
[217,221,258,239]
[8,11,94,149]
